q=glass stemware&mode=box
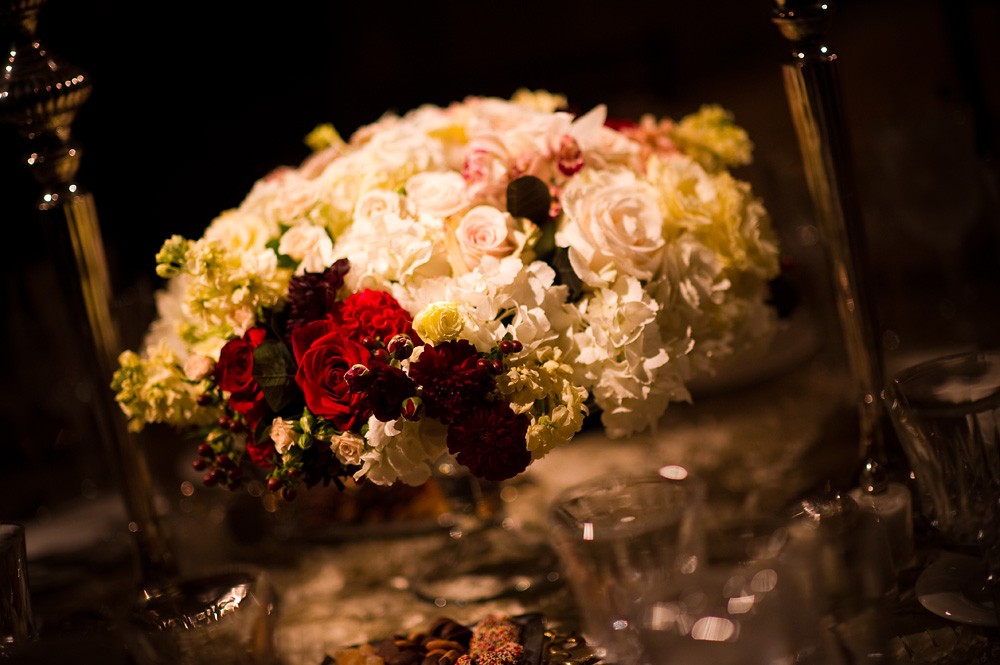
[546,468,707,665]
[888,349,1000,626]
[407,454,560,606]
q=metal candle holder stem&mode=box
[0,0,177,588]
[1,3,276,661]
[771,0,891,493]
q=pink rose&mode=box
[455,205,517,270]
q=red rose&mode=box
[246,439,276,469]
[295,332,372,431]
[447,401,531,482]
[333,289,422,345]
[215,327,269,429]
[291,317,339,362]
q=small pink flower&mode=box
[557,135,584,176]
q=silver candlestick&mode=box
[1,2,276,662]
[772,0,914,572]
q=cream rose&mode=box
[455,205,517,270]
[270,418,296,455]
[204,209,277,253]
[330,431,365,466]
[405,171,469,218]
[556,168,665,287]
[412,301,464,343]
[241,167,322,228]
[353,188,406,225]
[278,225,336,275]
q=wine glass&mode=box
[888,349,1000,627]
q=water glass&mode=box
[888,350,1000,548]
[547,467,706,664]
[888,349,1000,624]
[634,516,840,665]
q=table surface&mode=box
[15,326,1000,664]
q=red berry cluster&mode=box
[475,339,522,375]
[192,441,243,490]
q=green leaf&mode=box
[533,218,557,262]
[253,340,298,412]
[506,175,551,227]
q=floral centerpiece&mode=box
[111,90,781,499]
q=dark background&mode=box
[2,0,999,519]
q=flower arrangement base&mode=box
[408,455,560,606]
[282,478,452,541]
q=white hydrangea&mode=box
[574,276,692,438]
[357,417,448,486]
[332,195,451,293]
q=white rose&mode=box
[204,208,277,253]
[556,168,665,288]
[278,225,336,274]
[330,431,365,466]
[270,418,296,455]
[455,205,517,270]
[241,167,322,228]
[353,188,406,225]
[405,171,469,218]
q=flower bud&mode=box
[387,334,414,361]
[498,339,514,354]
[401,396,424,421]
[344,364,372,390]
[371,348,390,363]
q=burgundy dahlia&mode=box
[285,259,351,336]
[407,340,494,422]
[446,402,531,482]
[362,362,417,423]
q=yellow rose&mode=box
[412,301,464,344]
